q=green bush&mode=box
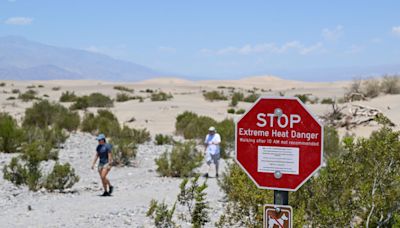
[203,91,228,101]
[175,111,234,158]
[59,91,78,102]
[111,138,138,166]
[227,108,235,114]
[87,93,114,107]
[114,85,133,93]
[6,96,16,100]
[81,110,120,136]
[151,91,173,101]
[44,162,79,191]
[243,93,259,103]
[147,200,176,228]
[70,96,89,110]
[4,142,79,192]
[177,176,210,227]
[23,126,68,148]
[230,92,244,107]
[155,141,203,177]
[295,94,311,103]
[26,85,36,89]
[23,100,80,131]
[235,109,245,114]
[323,126,340,159]
[155,134,174,145]
[0,113,24,153]
[321,98,335,104]
[147,176,210,227]
[116,93,131,102]
[11,89,20,94]
[381,75,400,94]
[3,157,27,186]
[0,82,5,87]
[217,126,400,227]
[70,93,114,109]
[18,89,38,101]
[52,87,61,91]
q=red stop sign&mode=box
[235,97,323,191]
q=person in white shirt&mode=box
[203,126,221,178]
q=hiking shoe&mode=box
[203,173,209,178]
[109,186,114,195]
[101,191,110,197]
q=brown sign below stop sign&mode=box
[235,97,323,191]
[264,204,292,228]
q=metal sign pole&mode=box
[274,190,289,205]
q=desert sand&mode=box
[0,76,398,227]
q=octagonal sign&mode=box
[235,97,323,191]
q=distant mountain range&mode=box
[0,36,161,81]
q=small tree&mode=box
[178,175,210,227]
[155,142,203,177]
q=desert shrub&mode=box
[11,89,20,94]
[6,96,16,100]
[217,126,400,227]
[321,98,335,104]
[26,85,36,89]
[52,87,61,91]
[71,93,113,109]
[59,91,78,102]
[0,82,5,87]
[243,93,259,103]
[177,176,210,227]
[23,100,80,131]
[114,85,133,93]
[3,157,27,186]
[381,75,400,94]
[18,89,38,101]
[70,96,89,110]
[235,109,246,114]
[4,141,79,192]
[116,93,132,102]
[147,200,177,228]
[295,94,311,103]
[111,138,137,166]
[87,93,114,107]
[0,113,24,153]
[362,79,380,98]
[151,91,173,101]
[81,110,120,136]
[175,111,234,158]
[24,126,68,148]
[227,108,235,114]
[323,126,340,159]
[155,141,203,177]
[44,162,79,191]
[203,91,228,101]
[216,162,273,227]
[38,85,44,88]
[155,134,174,145]
[230,92,244,107]
[176,112,217,139]
[147,176,210,227]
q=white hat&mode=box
[208,126,216,131]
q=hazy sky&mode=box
[1,0,400,80]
